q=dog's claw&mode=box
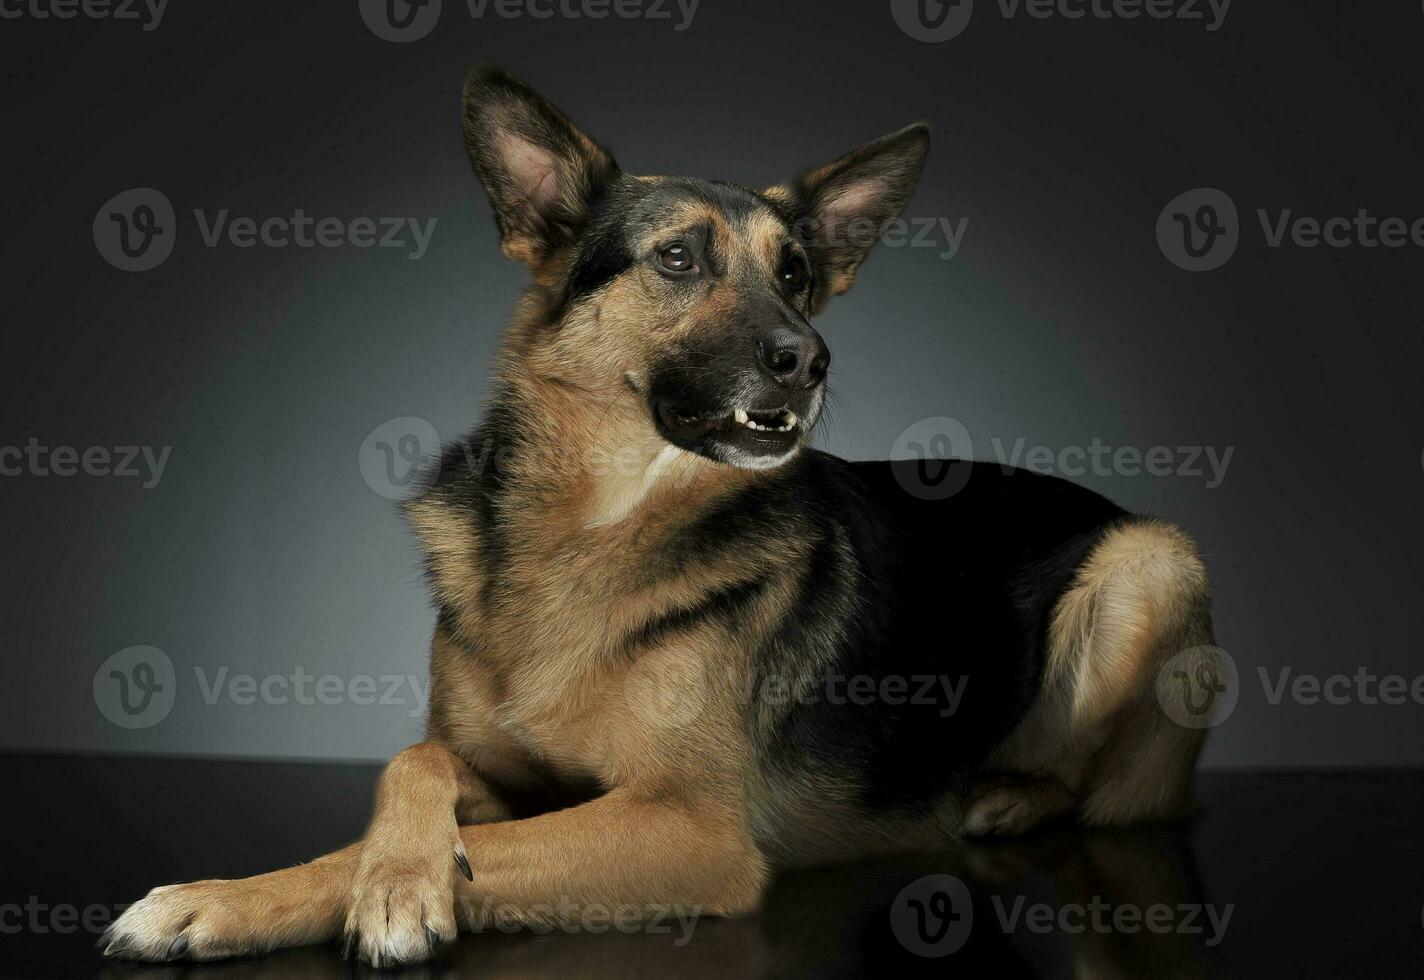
[340,932,356,960]
[454,848,473,881]
[426,925,439,950]
[166,933,189,960]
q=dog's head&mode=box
[463,67,929,470]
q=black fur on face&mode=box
[462,66,930,470]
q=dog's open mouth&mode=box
[653,402,805,466]
[731,407,799,433]
[658,403,800,437]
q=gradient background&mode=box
[2,0,1421,768]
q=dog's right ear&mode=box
[462,66,620,267]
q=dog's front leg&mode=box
[453,787,768,934]
[103,741,509,964]
[101,842,359,961]
[344,741,511,965]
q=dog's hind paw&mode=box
[963,775,1076,837]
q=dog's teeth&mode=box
[734,409,800,433]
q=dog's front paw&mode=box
[343,834,468,967]
[102,879,271,962]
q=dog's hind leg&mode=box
[967,519,1216,835]
[963,772,1077,837]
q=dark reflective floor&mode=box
[1,754,1420,977]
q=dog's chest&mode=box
[476,559,663,778]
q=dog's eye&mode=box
[780,253,811,291]
[658,243,696,273]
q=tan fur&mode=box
[103,78,1209,966]
[967,519,1215,835]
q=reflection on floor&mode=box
[1,754,1419,978]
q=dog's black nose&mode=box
[756,325,830,389]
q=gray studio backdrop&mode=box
[2,1,1422,768]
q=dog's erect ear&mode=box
[767,124,930,311]
[462,66,620,266]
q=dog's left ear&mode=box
[767,124,930,312]
[462,66,621,266]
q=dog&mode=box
[102,65,1217,967]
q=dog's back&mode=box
[706,453,1212,862]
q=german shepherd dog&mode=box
[103,67,1217,967]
